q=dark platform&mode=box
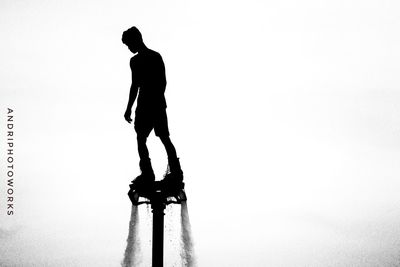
[128,179,187,206]
[127,178,187,267]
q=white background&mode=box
[1,0,400,266]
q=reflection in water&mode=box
[122,205,141,267]
[180,201,196,267]
[122,202,196,267]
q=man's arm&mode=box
[124,58,139,123]
[160,55,167,89]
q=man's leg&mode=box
[137,134,150,160]
[136,134,155,180]
[159,135,177,160]
[159,135,183,180]
[154,109,183,180]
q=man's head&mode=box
[122,26,143,53]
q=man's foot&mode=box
[164,157,184,180]
[160,172,184,193]
[160,158,184,191]
[163,169,183,182]
[130,172,155,190]
[130,158,156,189]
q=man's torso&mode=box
[131,49,167,112]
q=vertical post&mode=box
[151,192,165,267]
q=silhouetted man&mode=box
[122,26,183,185]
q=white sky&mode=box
[1,0,400,266]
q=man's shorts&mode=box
[134,108,170,137]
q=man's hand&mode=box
[124,109,132,123]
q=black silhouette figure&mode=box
[122,27,183,186]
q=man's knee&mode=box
[159,135,171,144]
[137,135,148,144]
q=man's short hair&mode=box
[122,26,143,45]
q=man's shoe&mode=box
[130,172,155,190]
